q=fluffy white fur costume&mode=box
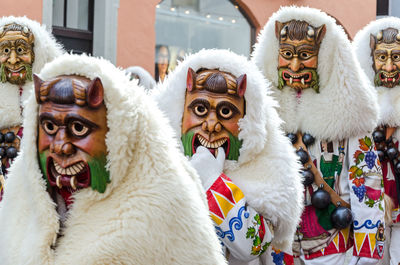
[125,66,156,91]
[153,49,303,252]
[0,54,227,265]
[252,6,379,141]
[353,17,400,127]
[0,16,63,130]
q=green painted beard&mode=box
[181,131,242,161]
[277,68,320,93]
[374,70,400,88]
[0,63,33,84]
[39,151,110,193]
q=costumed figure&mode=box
[0,16,63,200]
[353,17,400,265]
[0,54,227,265]
[125,66,156,90]
[153,49,304,265]
[252,6,385,265]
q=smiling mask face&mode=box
[370,28,400,88]
[181,68,246,161]
[0,23,34,85]
[275,20,326,96]
[35,75,110,195]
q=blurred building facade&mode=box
[0,0,386,79]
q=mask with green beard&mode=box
[39,151,110,193]
[277,68,320,93]
[181,131,242,161]
[0,63,33,85]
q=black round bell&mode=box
[395,161,400,174]
[386,147,398,160]
[0,146,5,157]
[372,130,385,143]
[4,132,15,143]
[0,133,4,143]
[287,133,297,145]
[302,170,314,186]
[311,188,331,209]
[377,150,385,161]
[6,146,17,158]
[331,206,353,229]
[296,148,309,165]
[302,133,315,146]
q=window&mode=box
[377,0,389,16]
[52,0,94,54]
[155,0,254,82]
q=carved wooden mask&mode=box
[0,23,35,85]
[181,68,246,160]
[275,20,326,94]
[370,28,400,88]
[35,74,110,195]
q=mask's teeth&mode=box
[8,73,11,78]
[301,78,305,85]
[70,176,77,190]
[56,175,62,189]
[290,77,293,84]
[19,73,23,78]
[385,77,388,83]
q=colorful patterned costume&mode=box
[353,17,400,265]
[252,6,385,264]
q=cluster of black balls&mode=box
[287,132,353,230]
[373,129,400,172]
[0,132,18,160]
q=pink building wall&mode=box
[0,0,42,23]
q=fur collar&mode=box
[0,54,226,264]
[153,49,303,251]
[252,6,379,141]
[353,17,400,127]
[0,16,63,129]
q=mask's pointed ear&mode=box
[236,74,246,97]
[275,21,283,39]
[315,24,326,45]
[87,77,104,108]
[370,34,377,53]
[33,74,44,104]
[186,67,196,92]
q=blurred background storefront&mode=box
[0,0,392,80]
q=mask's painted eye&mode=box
[300,52,311,59]
[3,48,10,54]
[219,106,233,119]
[193,104,208,117]
[42,120,58,135]
[70,121,89,137]
[379,55,386,61]
[393,54,400,61]
[17,47,23,53]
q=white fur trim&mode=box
[252,6,379,141]
[153,49,304,251]
[125,66,156,90]
[353,17,400,127]
[0,16,63,129]
[0,54,227,265]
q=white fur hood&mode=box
[353,17,400,127]
[0,54,227,265]
[252,6,379,141]
[153,49,303,251]
[0,16,63,129]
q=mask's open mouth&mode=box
[192,133,230,158]
[282,70,312,85]
[46,157,91,191]
[5,66,26,79]
[380,71,399,86]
